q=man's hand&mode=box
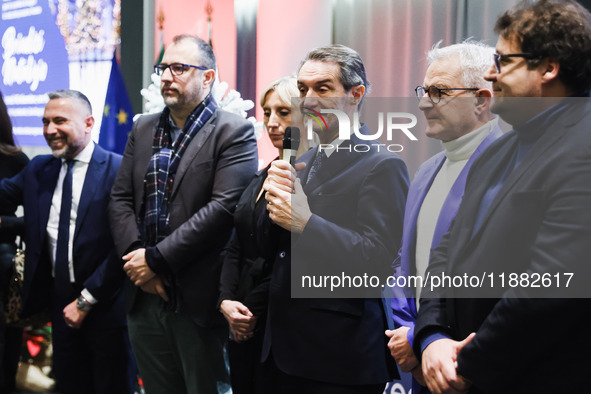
[264,160,311,233]
[264,160,301,193]
[386,326,419,372]
[220,300,257,343]
[123,248,155,286]
[421,334,475,394]
[140,276,169,301]
[63,299,89,329]
[411,364,426,386]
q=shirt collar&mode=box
[168,113,180,131]
[442,117,498,162]
[64,141,94,164]
[319,137,346,158]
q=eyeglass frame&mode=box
[493,53,539,73]
[415,85,479,104]
[154,63,208,76]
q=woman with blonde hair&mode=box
[219,75,305,394]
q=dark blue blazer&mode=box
[390,124,502,394]
[415,98,591,393]
[0,143,125,327]
[263,129,410,385]
[390,124,503,347]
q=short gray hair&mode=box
[299,44,371,104]
[47,89,92,114]
[427,39,494,90]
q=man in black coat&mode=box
[109,35,258,393]
[263,44,410,394]
[414,2,591,393]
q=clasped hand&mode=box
[220,300,257,343]
[421,334,475,394]
[122,249,168,301]
[123,248,155,286]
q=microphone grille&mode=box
[283,126,300,151]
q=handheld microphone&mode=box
[282,127,301,167]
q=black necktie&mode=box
[55,160,74,286]
[306,151,326,183]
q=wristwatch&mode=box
[76,295,92,312]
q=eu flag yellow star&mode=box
[117,109,128,125]
[99,54,135,155]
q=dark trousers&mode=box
[127,292,230,394]
[51,301,136,394]
[269,354,386,394]
[227,329,272,394]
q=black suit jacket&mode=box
[263,130,410,385]
[415,98,591,393]
[109,108,258,327]
[218,162,280,319]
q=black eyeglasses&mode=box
[415,86,479,104]
[154,63,208,76]
[493,53,538,73]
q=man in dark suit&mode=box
[414,1,591,393]
[263,44,409,393]
[386,40,502,394]
[109,34,258,393]
[0,89,134,394]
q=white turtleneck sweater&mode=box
[415,118,498,302]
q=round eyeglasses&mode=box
[415,86,479,104]
[154,63,208,76]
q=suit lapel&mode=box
[74,145,106,241]
[235,166,268,229]
[405,154,445,249]
[297,148,316,185]
[431,125,503,248]
[302,138,361,194]
[398,154,444,277]
[467,115,572,244]
[451,131,517,249]
[171,116,216,197]
[38,158,62,243]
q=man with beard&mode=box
[0,89,134,394]
[109,35,258,393]
[414,1,591,393]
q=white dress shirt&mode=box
[46,142,97,303]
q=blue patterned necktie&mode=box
[55,160,74,286]
[306,151,326,183]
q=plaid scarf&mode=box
[140,94,217,246]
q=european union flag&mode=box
[99,54,134,154]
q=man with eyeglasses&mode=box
[109,34,258,393]
[414,1,591,393]
[385,40,501,394]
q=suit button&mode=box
[279,251,286,258]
